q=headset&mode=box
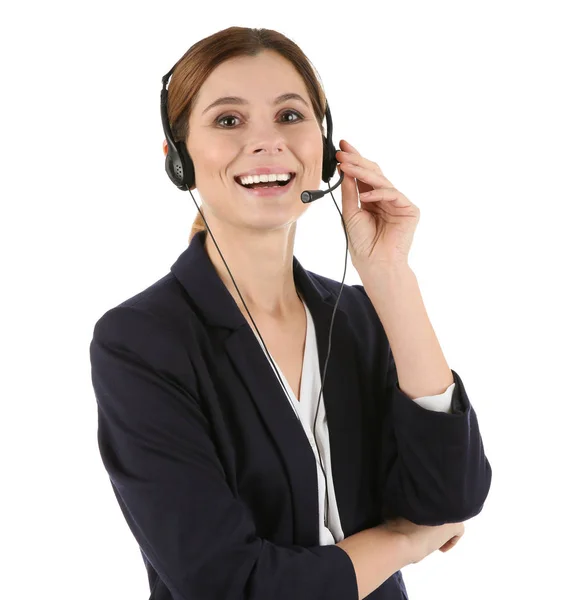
[161,61,350,530]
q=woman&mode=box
[89,26,492,600]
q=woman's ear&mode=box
[162,139,168,156]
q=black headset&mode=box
[160,61,349,531]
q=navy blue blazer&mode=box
[89,229,492,600]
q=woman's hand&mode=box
[336,140,421,271]
[380,516,465,565]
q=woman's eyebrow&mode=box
[202,93,309,115]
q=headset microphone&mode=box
[301,169,344,203]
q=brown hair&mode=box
[165,27,328,245]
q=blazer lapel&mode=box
[170,230,364,544]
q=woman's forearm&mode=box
[336,526,410,600]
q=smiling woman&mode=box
[91,24,491,600]
[161,27,329,244]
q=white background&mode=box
[2,1,583,598]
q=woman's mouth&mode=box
[235,173,297,197]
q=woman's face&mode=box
[180,50,323,230]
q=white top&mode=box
[250,293,456,545]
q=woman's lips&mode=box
[235,174,296,197]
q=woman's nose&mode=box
[245,119,288,146]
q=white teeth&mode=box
[237,173,293,185]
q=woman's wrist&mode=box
[336,525,411,600]
[377,523,413,567]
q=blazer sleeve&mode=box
[381,362,493,526]
[352,284,492,526]
[89,306,358,600]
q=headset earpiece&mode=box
[165,139,196,191]
[321,102,339,183]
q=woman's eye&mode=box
[215,110,303,128]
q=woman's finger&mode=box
[336,150,383,175]
[338,162,392,189]
[439,535,461,552]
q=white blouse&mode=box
[250,293,456,545]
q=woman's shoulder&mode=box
[91,271,195,352]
